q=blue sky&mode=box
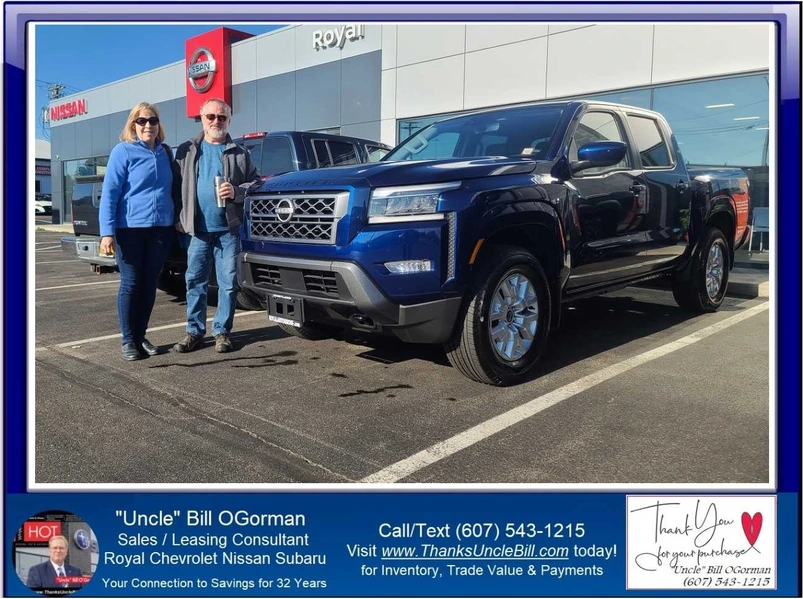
[34,24,284,140]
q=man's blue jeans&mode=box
[114,226,173,345]
[185,231,239,337]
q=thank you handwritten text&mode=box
[626,496,776,590]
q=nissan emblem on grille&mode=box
[275,199,295,223]
[249,192,347,244]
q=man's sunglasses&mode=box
[204,114,229,123]
[135,117,160,126]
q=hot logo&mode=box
[23,521,62,542]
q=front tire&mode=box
[445,245,551,386]
[236,290,265,311]
[672,227,729,312]
[157,271,185,297]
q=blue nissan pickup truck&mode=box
[238,101,751,385]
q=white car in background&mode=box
[35,193,52,215]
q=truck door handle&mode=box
[630,184,647,194]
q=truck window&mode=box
[312,140,333,168]
[397,131,460,160]
[366,145,389,162]
[328,141,359,166]
[71,183,95,205]
[626,115,672,168]
[385,105,564,162]
[242,140,263,175]
[569,111,630,175]
[260,137,295,176]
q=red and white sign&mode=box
[36,164,51,176]
[23,521,62,542]
[185,28,253,118]
[50,99,87,122]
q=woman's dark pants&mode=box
[114,226,173,345]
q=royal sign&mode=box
[50,99,87,122]
[23,521,62,542]
[185,28,254,118]
[312,24,365,50]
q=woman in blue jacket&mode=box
[99,102,178,360]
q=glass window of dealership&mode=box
[399,72,769,207]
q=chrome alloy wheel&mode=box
[488,272,539,362]
[705,242,725,300]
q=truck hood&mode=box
[251,157,540,192]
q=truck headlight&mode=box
[368,181,461,223]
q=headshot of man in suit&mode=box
[26,536,84,590]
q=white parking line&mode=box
[362,301,770,483]
[50,311,264,348]
[35,246,62,251]
[36,280,119,291]
[36,260,81,265]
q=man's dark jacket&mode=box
[27,561,83,589]
[173,132,261,236]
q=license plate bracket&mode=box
[267,294,304,327]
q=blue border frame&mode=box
[5,3,801,597]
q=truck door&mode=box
[565,109,652,290]
[623,113,692,269]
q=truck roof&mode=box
[236,130,391,149]
[434,99,666,124]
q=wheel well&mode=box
[477,224,560,281]
[706,210,735,262]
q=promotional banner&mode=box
[6,494,799,596]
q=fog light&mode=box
[385,259,433,274]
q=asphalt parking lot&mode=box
[33,230,771,486]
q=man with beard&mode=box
[172,98,260,353]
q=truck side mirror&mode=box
[570,141,628,174]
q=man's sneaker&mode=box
[215,333,234,353]
[172,333,203,353]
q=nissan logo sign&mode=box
[275,199,295,223]
[188,46,217,93]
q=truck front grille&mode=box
[303,270,339,295]
[248,264,341,298]
[252,264,282,287]
[248,192,349,244]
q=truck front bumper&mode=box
[60,235,117,268]
[238,252,462,344]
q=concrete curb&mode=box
[728,268,770,299]
[35,224,73,233]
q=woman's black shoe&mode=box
[122,342,146,361]
[139,338,162,356]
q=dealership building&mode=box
[46,22,771,253]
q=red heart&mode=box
[741,512,762,547]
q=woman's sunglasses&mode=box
[135,117,160,126]
[204,114,229,123]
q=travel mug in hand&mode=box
[214,176,228,208]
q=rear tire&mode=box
[445,245,551,386]
[672,227,729,313]
[278,322,337,340]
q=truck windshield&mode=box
[385,105,564,162]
